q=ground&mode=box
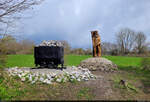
[0,55,150,100]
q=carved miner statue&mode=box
[91,30,101,57]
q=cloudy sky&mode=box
[15,0,150,48]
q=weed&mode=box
[112,75,139,93]
[126,83,139,93]
[77,87,93,100]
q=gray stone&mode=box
[78,57,118,72]
[5,66,97,84]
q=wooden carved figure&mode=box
[91,30,101,57]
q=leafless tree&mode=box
[0,0,43,35]
[116,28,136,54]
[135,32,147,54]
[60,40,71,55]
[0,0,43,22]
[101,42,118,55]
[0,0,43,67]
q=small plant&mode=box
[0,86,11,100]
[112,76,139,93]
[77,88,93,100]
[126,83,139,93]
[0,70,26,100]
[0,55,7,68]
[60,78,65,83]
[32,76,35,81]
[0,73,4,84]
[70,78,77,83]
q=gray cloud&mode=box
[15,0,150,48]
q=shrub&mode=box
[141,58,150,71]
[0,55,7,68]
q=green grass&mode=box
[64,54,91,66]
[2,54,150,100]
[6,54,35,67]
[103,56,142,68]
[6,54,150,89]
[77,87,93,100]
[0,69,26,100]
[6,54,144,68]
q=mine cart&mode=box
[34,46,64,68]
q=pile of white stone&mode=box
[37,40,63,47]
[5,66,96,84]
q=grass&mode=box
[77,87,93,100]
[6,54,144,68]
[104,56,142,68]
[5,54,150,89]
[112,75,139,93]
[0,69,26,100]
[1,54,150,100]
[6,54,34,67]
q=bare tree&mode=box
[0,0,43,22]
[60,40,71,55]
[0,0,43,67]
[116,28,136,54]
[135,32,147,54]
[0,0,43,35]
[101,42,118,55]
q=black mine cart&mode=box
[34,46,64,68]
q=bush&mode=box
[111,49,119,56]
[141,58,150,71]
[0,55,7,68]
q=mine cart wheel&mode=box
[61,64,63,68]
[61,63,66,70]
[47,64,53,68]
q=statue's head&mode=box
[91,30,99,38]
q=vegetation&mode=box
[141,58,150,71]
[0,69,26,100]
[77,87,93,100]
[0,0,149,100]
[0,54,150,100]
[6,54,34,67]
[6,54,145,68]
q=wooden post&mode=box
[91,30,101,57]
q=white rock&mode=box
[7,65,96,84]
[77,78,81,81]
[35,73,39,77]
[39,77,44,82]
[24,70,30,73]
[46,80,51,84]
[31,81,35,84]
[18,74,22,78]
[56,78,61,82]
[21,77,26,81]
[74,73,80,78]
[21,73,26,77]
[29,77,32,81]
[46,74,51,79]
[43,79,48,83]
[42,73,45,77]
[34,77,38,81]
[71,76,76,79]
[84,78,89,81]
